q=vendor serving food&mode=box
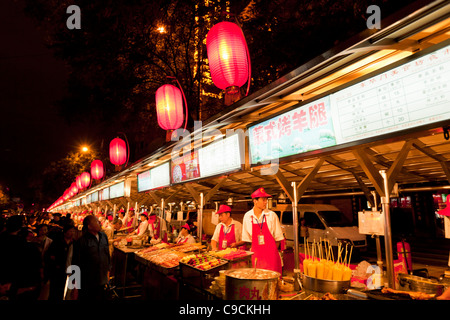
[176,223,196,244]
[211,205,244,251]
[130,212,149,237]
[242,188,284,274]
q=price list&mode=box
[332,45,450,144]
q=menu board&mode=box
[100,187,110,201]
[138,162,170,192]
[86,193,92,204]
[198,134,243,178]
[249,44,450,164]
[91,191,98,203]
[331,44,450,144]
[109,181,124,199]
[171,151,200,183]
[249,96,336,164]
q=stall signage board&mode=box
[138,162,170,192]
[109,181,124,199]
[100,187,110,201]
[86,193,92,204]
[249,44,450,164]
[91,191,98,202]
[171,150,200,184]
[198,134,243,178]
[358,210,385,236]
[248,96,336,164]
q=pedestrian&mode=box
[33,224,53,259]
[45,224,77,300]
[0,215,25,300]
[72,215,111,300]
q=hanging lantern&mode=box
[70,182,78,195]
[80,172,91,189]
[109,137,127,166]
[206,21,251,103]
[91,160,104,180]
[76,175,83,190]
[155,84,185,131]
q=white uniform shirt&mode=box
[211,219,243,243]
[176,234,196,244]
[136,220,149,236]
[242,209,284,243]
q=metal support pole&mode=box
[372,191,384,272]
[198,193,204,243]
[380,170,395,289]
[291,181,302,291]
[160,198,164,240]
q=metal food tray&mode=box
[180,255,228,272]
[221,251,253,269]
[222,250,254,262]
[363,289,412,300]
[180,256,229,290]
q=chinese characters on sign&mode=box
[231,285,262,300]
[249,97,336,164]
[249,44,450,165]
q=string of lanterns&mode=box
[48,19,251,211]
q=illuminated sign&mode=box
[198,134,243,178]
[249,44,450,164]
[138,162,171,192]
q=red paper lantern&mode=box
[70,182,78,195]
[110,137,127,166]
[155,84,185,131]
[206,21,250,93]
[80,172,91,189]
[91,160,104,180]
[76,175,83,190]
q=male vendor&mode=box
[211,205,244,251]
[242,188,284,274]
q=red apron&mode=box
[251,216,282,275]
[177,236,188,244]
[149,216,160,239]
[218,224,236,250]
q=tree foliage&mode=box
[22,0,418,205]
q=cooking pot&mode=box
[225,268,280,300]
[397,273,444,296]
[302,274,351,293]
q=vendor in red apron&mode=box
[242,188,284,275]
[211,205,245,251]
[176,223,196,244]
[122,207,138,233]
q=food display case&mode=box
[179,253,229,290]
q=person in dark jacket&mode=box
[72,215,111,300]
[45,224,77,300]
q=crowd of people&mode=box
[0,211,115,300]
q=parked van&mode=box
[272,204,367,250]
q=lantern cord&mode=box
[167,76,188,132]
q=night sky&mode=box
[1,0,85,202]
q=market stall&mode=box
[49,0,450,300]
